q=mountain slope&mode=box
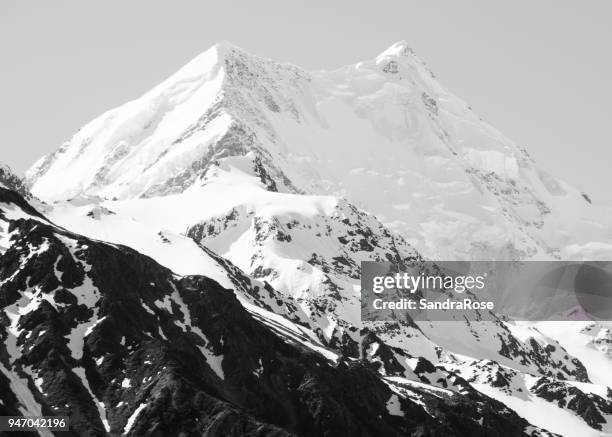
[35,154,612,436]
[26,41,611,260]
[0,185,561,437]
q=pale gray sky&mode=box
[1,1,611,204]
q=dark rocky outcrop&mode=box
[0,187,550,436]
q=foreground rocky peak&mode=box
[2,185,561,436]
[0,164,30,199]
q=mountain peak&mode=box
[25,40,605,262]
[192,40,246,64]
[0,163,30,198]
[376,40,414,60]
[211,40,242,56]
[143,40,249,97]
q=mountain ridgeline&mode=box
[0,186,551,436]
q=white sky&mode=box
[1,1,611,204]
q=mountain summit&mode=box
[26,41,609,260]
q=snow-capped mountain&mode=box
[26,41,612,260]
[4,41,612,436]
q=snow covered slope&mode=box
[26,41,612,260]
[2,182,564,437]
[39,152,612,435]
[45,156,422,355]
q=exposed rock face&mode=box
[0,186,555,436]
[532,378,612,430]
[0,165,30,199]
